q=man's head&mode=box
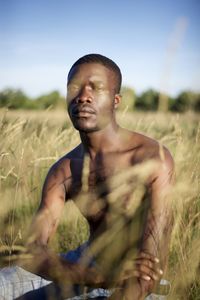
[66,54,122,133]
[67,54,122,94]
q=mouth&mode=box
[72,106,96,117]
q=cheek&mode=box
[97,95,114,113]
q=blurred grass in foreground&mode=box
[0,109,199,299]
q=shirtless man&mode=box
[18,54,174,300]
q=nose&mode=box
[76,85,93,104]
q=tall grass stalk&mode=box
[0,109,199,299]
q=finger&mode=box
[135,258,154,269]
[133,270,150,280]
[121,269,150,281]
[136,264,161,281]
[120,265,161,282]
[133,270,152,281]
[139,251,159,262]
[138,251,159,263]
[124,262,161,280]
[135,259,163,275]
[122,258,163,277]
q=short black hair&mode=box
[67,54,122,93]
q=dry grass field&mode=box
[0,108,199,299]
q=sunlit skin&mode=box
[67,63,119,133]
[22,62,174,299]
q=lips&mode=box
[72,106,96,116]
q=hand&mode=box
[118,251,163,282]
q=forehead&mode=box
[68,63,115,84]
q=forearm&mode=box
[140,211,172,274]
[113,278,153,300]
[42,256,104,288]
[141,157,174,270]
[20,245,104,288]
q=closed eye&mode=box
[67,84,80,92]
[91,82,105,91]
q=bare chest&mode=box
[68,153,133,196]
[66,153,139,228]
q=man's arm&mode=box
[20,161,105,289]
[123,150,174,299]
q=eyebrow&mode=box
[67,78,105,87]
[67,80,81,86]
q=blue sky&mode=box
[0,0,199,97]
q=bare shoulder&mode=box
[41,144,82,199]
[45,144,82,179]
[125,130,174,185]
[130,131,173,165]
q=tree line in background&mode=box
[0,87,200,112]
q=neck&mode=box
[79,122,120,160]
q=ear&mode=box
[114,94,121,109]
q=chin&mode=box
[73,121,98,133]
[76,125,99,133]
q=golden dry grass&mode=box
[0,108,199,299]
